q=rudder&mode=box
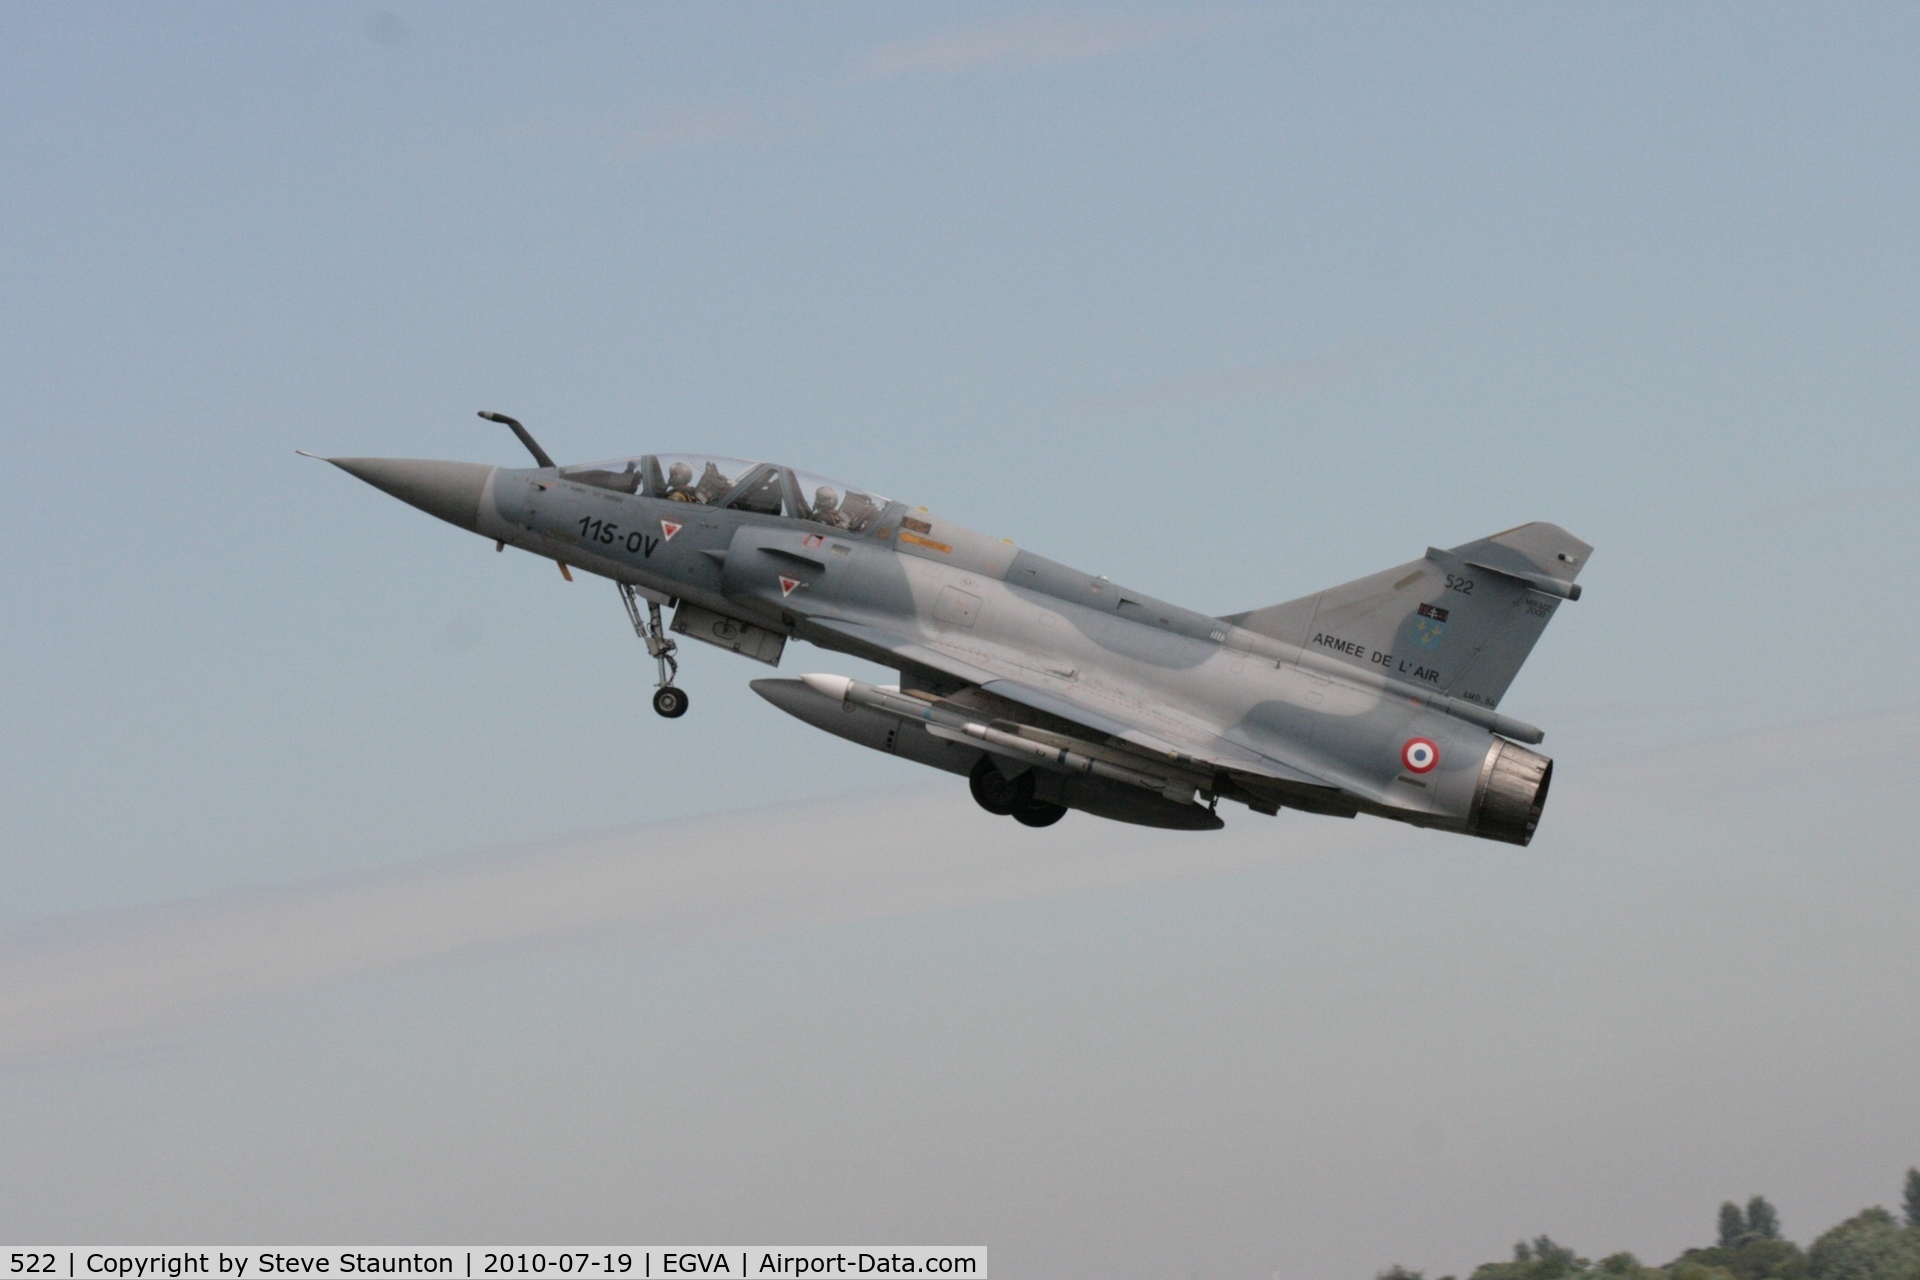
[1222,522,1592,711]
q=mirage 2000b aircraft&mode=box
[310,411,1590,843]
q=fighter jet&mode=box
[310,411,1589,843]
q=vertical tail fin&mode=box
[1222,523,1592,710]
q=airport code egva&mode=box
[7,1252,985,1279]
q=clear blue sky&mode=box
[2,5,1918,1270]
[5,3,1918,918]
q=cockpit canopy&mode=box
[557,455,894,534]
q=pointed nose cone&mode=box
[329,458,491,532]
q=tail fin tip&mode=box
[1222,522,1595,710]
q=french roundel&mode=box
[1401,737,1439,774]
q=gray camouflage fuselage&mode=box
[321,449,1589,844]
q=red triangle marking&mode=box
[660,520,682,540]
[778,575,802,597]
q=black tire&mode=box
[1013,801,1067,828]
[968,755,1034,816]
[652,686,689,718]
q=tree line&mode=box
[1375,1166,1920,1280]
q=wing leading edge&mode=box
[806,616,1334,792]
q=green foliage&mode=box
[1666,1264,1737,1280]
[1467,1237,1589,1280]
[1460,1247,1665,1280]
[1720,1199,1786,1250]
[1376,1169,1920,1280]
[1672,1237,1808,1280]
[1805,1208,1920,1280]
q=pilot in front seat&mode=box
[812,486,848,528]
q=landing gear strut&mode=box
[620,584,687,718]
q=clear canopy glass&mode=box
[557,457,645,494]
[556,455,893,531]
[790,468,889,533]
[654,454,760,505]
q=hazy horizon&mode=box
[5,705,1919,1277]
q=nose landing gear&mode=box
[620,584,688,718]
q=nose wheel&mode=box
[620,584,688,718]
